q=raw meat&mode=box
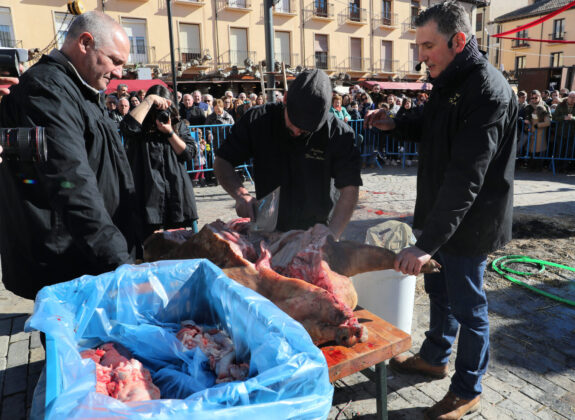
[176,320,249,383]
[80,342,161,402]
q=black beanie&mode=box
[286,69,332,132]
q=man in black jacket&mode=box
[365,2,517,418]
[214,69,362,240]
[0,11,137,299]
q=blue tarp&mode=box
[26,259,333,419]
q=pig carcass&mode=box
[143,219,440,347]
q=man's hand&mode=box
[0,76,18,96]
[155,118,172,135]
[235,193,256,220]
[364,109,396,131]
[394,246,432,275]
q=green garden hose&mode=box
[491,255,575,307]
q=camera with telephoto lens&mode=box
[156,110,171,124]
[0,47,27,77]
[0,127,48,162]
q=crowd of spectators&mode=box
[516,87,575,172]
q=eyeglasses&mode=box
[530,97,539,100]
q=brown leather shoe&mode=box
[424,391,481,419]
[389,353,448,379]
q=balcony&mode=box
[344,56,370,72]
[218,50,257,68]
[218,0,251,12]
[402,16,417,32]
[308,1,334,21]
[273,52,299,68]
[374,13,398,29]
[339,6,367,25]
[127,45,156,66]
[0,38,22,48]
[307,53,336,70]
[174,0,205,6]
[377,59,398,74]
[273,0,297,16]
[548,32,567,42]
[511,40,530,49]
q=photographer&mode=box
[0,11,137,299]
[120,85,199,248]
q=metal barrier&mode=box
[186,124,254,182]
[184,120,575,177]
[517,119,575,174]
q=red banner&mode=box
[492,0,575,38]
[495,36,575,44]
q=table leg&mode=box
[376,362,387,420]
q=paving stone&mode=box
[520,383,574,419]
[6,340,28,368]
[0,336,7,359]
[507,389,544,413]
[29,347,45,364]
[0,357,5,397]
[395,386,435,408]
[3,365,27,395]
[29,331,42,350]
[534,407,569,420]
[0,391,26,420]
[497,397,541,419]
[483,375,516,398]
[0,319,10,336]
[9,316,29,343]
[510,365,563,394]
[480,382,505,405]
[415,380,449,403]
[487,366,529,389]
[477,401,515,420]
[544,371,575,392]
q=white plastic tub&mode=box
[352,269,417,334]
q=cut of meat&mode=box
[176,320,250,383]
[80,342,161,402]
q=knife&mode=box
[252,187,280,232]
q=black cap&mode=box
[286,69,332,132]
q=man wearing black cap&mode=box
[214,69,362,239]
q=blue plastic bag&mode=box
[26,259,333,419]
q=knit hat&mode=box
[286,69,332,132]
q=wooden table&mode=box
[321,308,411,420]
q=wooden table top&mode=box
[320,308,411,382]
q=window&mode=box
[122,18,148,64]
[550,52,563,68]
[496,25,501,44]
[349,0,361,22]
[513,28,528,48]
[382,0,391,21]
[410,0,419,28]
[179,23,201,63]
[476,13,483,32]
[381,40,393,72]
[53,12,75,49]
[314,34,328,69]
[515,56,525,70]
[230,27,248,66]
[275,0,290,13]
[314,0,328,17]
[350,37,362,70]
[0,8,16,48]
[552,19,565,40]
[274,31,291,65]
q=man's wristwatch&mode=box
[168,130,175,138]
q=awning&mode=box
[360,80,432,91]
[105,79,169,95]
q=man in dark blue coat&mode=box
[0,11,137,299]
[365,2,517,418]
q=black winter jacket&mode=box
[395,37,517,256]
[120,114,198,230]
[0,51,138,299]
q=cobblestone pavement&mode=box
[1,167,574,419]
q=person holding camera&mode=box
[120,84,199,248]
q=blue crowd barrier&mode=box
[184,119,575,176]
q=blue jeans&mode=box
[419,251,489,399]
